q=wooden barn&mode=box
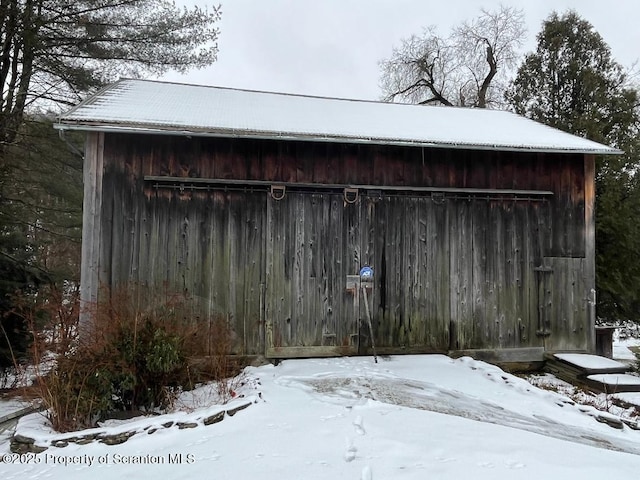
[55,79,618,366]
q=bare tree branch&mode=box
[379,5,525,108]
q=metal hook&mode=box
[270,185,286,200]
[344,187,359,204]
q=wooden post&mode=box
[79,132,105,338]
[584,154,596,353]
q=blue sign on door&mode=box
[359,266,373,279]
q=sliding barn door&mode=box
[359,195,547,353]
[265,192,362,357]
[263,190,549,358]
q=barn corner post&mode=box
[584,154,596,353]
[78,131,105,338]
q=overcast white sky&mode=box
[162,0,640,101]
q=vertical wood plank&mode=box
[392,197,407,347]
[80,132,104,335]
[265,192,276,351]
[293,193,307,345]
[320,195,333,343]
[486,202,501,346]
[584,154,596,352]
[328,194,343,343]
[405,197,424,347]
[343,194,360,348]
[458,200,473,348]
[471,200,488,345]
[100,167,114,290]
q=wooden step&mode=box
[545,353,629,374]
[585,374,640,393]
[543,352,640,393]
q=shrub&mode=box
[5,284,244,432]
[35,286,239,432]
[41,318,188,431]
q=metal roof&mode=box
[55,79,619,154]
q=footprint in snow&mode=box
[353,415,366,435]
[435,456,457,463]
[345,438,358,462]
[202,453,221,461]
[505,460,526,469]
[361,465,373,480]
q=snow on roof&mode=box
[56,79,619,154]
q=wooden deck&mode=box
[543,352,640,393]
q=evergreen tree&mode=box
[0,0,221,368]
[506,10,640,322]
[0,0,221,148]
[0,116,83,369]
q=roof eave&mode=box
[54,120,623,155]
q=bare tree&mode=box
[379,6,526,108]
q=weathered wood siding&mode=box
[79,132,105,335]
[93,133,592,357]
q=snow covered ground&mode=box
[615,336,640,363]
[2,351,640,479]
